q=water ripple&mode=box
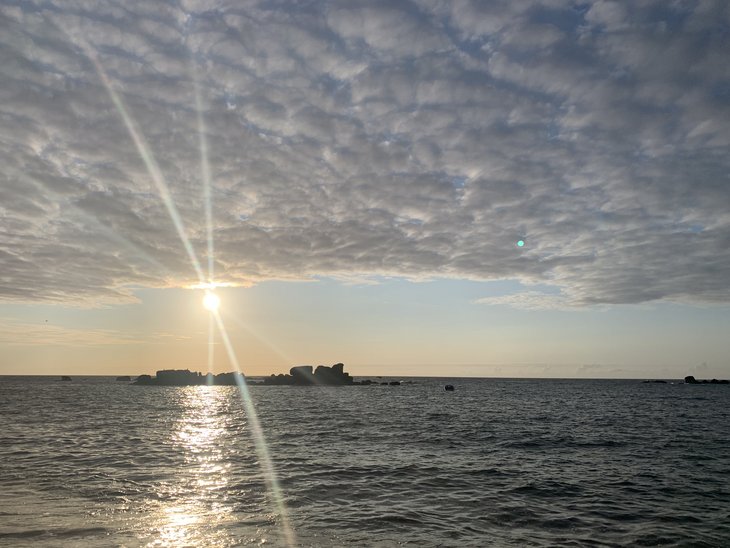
[1,377,729,546]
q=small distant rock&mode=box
[60,376,72,381]
[389,381,401,386]
[445,384,455,391]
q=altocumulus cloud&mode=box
[0,1,728,306]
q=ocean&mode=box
[1,376,728,547]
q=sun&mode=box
[202,291,220,312]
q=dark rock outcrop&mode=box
[134,370,243,386]
[60,376,72,381]
[291,365,315,385]
[262,363,354,386]
[133,364,400,388]
[135,374,153,385]
[211,372,242,386]
[685,375,729,384]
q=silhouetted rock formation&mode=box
[685,375,728,384]
[60,376,72,381]
[445,384,455,391]
[133,364,395,387]
[262,363,354,386]
[134,369,242,386]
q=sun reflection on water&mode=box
[145,388,238,547]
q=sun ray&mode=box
[219,309,295,371]
[14,170,171,276]
[212,310,297,547]
[94,64,206,284]
[50,18,295,546]
[189,47,295,547]
[54,26,207,286]
[192,62,215,284]
[207,312,215,385]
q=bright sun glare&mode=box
[202,291,220,312]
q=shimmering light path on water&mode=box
[1,377,729,547]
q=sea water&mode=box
[1,376,729,546]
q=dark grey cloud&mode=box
[0,0,728,306]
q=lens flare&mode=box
[212,311,297,547]
[207,313,215,384]
[193,62,215,283]
[77,36,206,285]
[51,19,296,545]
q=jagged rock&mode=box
[313,364,352,385]
[135,374,154,385]
[260,363,355,386]
[685,375,729,384]
[157,369,203,386]
[132,370,246,386]
[132,364,384,388]
[213,372,241,386]
[290,366,314,385]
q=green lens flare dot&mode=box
[517,240,525,247]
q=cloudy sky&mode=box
[1,0,729,378]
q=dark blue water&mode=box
[1,377,729,546]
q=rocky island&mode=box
[134,369,242,386]
[684,375,729,384]
[132,363,384,387]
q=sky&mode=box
[0,0,729,378]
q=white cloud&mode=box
[475,291,577,311]
[0,318,139,346]
[0,0,728,307]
